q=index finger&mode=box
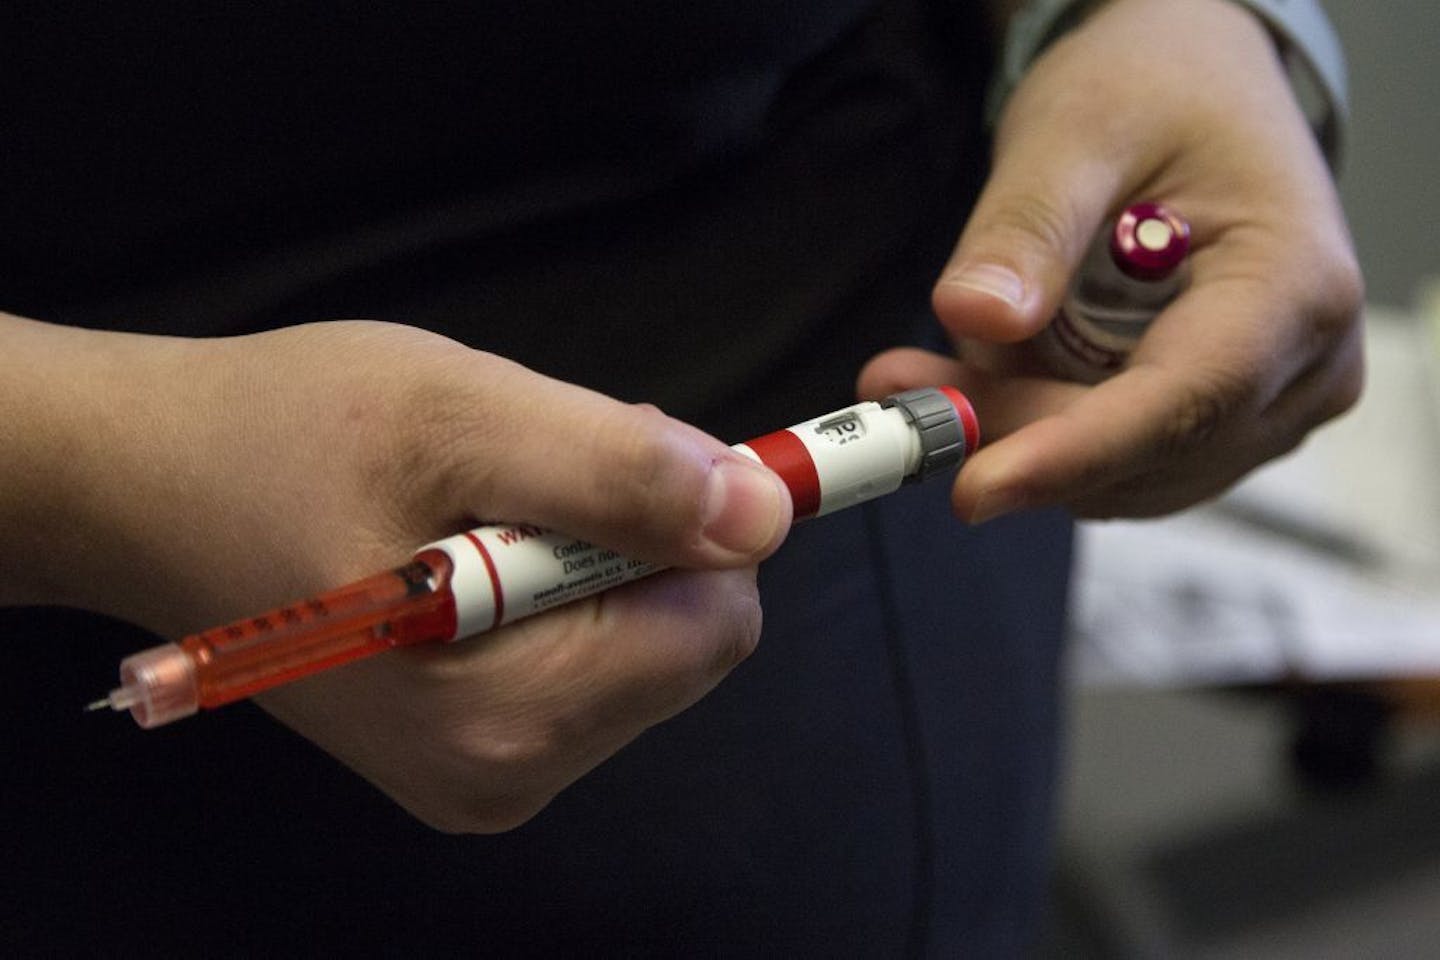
[952,266,1320,522]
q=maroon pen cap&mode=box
[1110,202,1190,281]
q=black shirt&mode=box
[3,0,987,435]
[2,3,1073,956]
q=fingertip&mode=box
[948,417,1071,524]
[932,262,1051,344]
[937,176,1116,344]
[957,482,1033,526]
[856,348,964,401]
[855,351,897,401]
[949,450,1009,524]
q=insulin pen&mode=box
[1036,201,1190,383]
[89,386,980,729]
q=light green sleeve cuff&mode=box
[987,0,1349,170]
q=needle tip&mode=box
[84,697,112,713]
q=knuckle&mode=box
[1309,283,1365,353]
[980,192,1080,263]
[600,405,706,526]
[1076,471,1217,520]
[1316,347,1366,424]
[1293,244,1364,352]
[678,570,763,675]
[416,793,551,835]
[1320,252,1366,321]
[1292,256,1366,428]
[610,410,676,488]
[1140,358,1267,472]
[716,585,764,671]
[644,571,764,686]
[417,730,561,835]
[465,726,557,771]
[1266,427,1309,463]
[461,796,551,833]
[366,369,503,529]
[1152,375,1245,462]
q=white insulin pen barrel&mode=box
[1037,202,1190,383]
[422,387,979,639]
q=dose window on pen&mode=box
[815,413,865,446]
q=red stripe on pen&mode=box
[743,429,821,519]
[463,531,505,630]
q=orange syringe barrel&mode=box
[104,549,457,728]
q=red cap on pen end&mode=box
[1111,202,1190,281]
[938,385,981,456]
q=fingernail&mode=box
[941,263,1026,309]
[968,487,1028,525]
[700,458,787,557]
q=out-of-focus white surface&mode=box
[1071,303,1440,686]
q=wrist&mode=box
[0,315,87,605]
[0,314,196,613]
[1223,0,1347,168]
[988,0,1347,169]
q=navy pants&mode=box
[5,476,1069,957]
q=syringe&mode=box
[88,386,978,729]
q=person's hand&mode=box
[2,317,791,831]
[860,0,1363,521]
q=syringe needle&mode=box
[86,684,143,715]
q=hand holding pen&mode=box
[9,315,976,833]
[859,0,1363,523]
[91,385,975,730]
[7,318,798,832]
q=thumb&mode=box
[427,351,793,570]
[933,134,1119,345]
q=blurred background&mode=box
[1040,4,1440,956]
